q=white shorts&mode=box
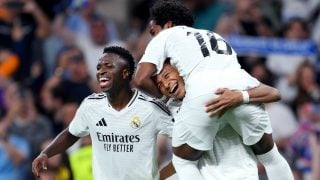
[172,94,272,150]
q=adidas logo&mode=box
[96,118,107,127]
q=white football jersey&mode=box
[198,122,259,180]
[167,99,259,180]
[140,26,260,99]
[69,90,174,180]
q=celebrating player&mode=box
[161,59,281,179]
[133,1,293,179]
[32,46,174,180]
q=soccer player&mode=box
[157,60,280,179]
[133,1,293,179]
[32,46,174,180]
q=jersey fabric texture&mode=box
[199,122,259,180]
[140,26,270,150]
[69,90,173,180]
[167,99,259,179]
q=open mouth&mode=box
[170,83,178,94]
[99,77,110,88]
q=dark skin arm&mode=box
[133,62,163,98]
[159,161,176,180]
[32,128,79,178]
[205,83,281,117]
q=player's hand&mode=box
[32,153,48,178]
[205,88,243,117]
[23,0,39,13]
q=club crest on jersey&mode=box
[130,115,141,129]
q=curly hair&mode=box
[103,46,136,80]
[150,0,194,27]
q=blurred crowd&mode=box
[0,0,319,180]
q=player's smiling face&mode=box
[155,63,186,100]
[96,53,129,92]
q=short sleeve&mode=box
[152,100,174,137]
[69,100,90,137]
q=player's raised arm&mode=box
[133,62,163,98]
[205,83,281,117]
[32,128,79,178]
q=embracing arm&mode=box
[160,161,176,180]
[133,62,163,98]
[32,128,79,177]
[205,83,281,117]
[247,83,281,103]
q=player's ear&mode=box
[122,69,130,79]
[164,21,174,29]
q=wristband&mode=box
[240,91,250,103]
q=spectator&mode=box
[281,0,320,22]
[74,15,126,79]
[0,47,20,78]
[215,0,275,37]
[293,61,320,110]
[287,102,320,180]
[0,0,50,81]
[0,81,30,180]
[0,128,30,180]
[6,84,53,159]
[267,18,315,104]
[53,46,97,104]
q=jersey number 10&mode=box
[187,31,232,57]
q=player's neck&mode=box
[107,87,134,111]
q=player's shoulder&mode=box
[136,92,171,116]
[84,92,107,102]
[155,26,188,39]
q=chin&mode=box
[100,87,110,92]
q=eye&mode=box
[164,73,169,79]
[157,82,164,90]
[106,63,113,68]
[96,65,101,70]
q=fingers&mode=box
[205,97,219,107]
[205,100,221,113]
[32,159,47,179]
[208,104,227,117]
[42,161,47,170]
[32,161,40,178]
[214,88,227,94]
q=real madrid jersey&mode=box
[69,90,173,180]
[167,98,258,180]
[198,122,259,180]
[140,26,260,99]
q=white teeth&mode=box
[99,77,109,81]
[170,84,177,93]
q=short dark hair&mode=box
[103,46,135,80]
[150,0,194,27]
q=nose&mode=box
[163,80,170,90]
[98,70,107,77]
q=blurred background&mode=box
[0,0,319,179]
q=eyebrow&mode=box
[160,69,168,78]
